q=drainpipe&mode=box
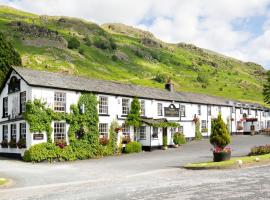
[150,126,152,151]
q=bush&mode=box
[173,132,186,145]
[93,36,116,50]
[249,145,270,156]
[68,37,80,49]
[197,72,209,85]
[84,37,92,46]
[154,73,170,83]
[125,141,142,153]
[210,113,231,148]
[79,48,85,55]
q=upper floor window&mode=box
[231,107,235,114]
[99,123,108,137]
[20,123,26,140]
[207,106,211,115]
[140,100,145,116]
[240,108,243,114]
[198,105,201,115]
[157,103,163,116]
[2,97,8,118]
[99,96,108,114]
[122,98,130,115]
[20,91,26,114]
[8,76,20,94]
[10,124,16,140]
[248,108,251,115]
[139,126,146,140]
[180,105,186,117]
[54,92,66,112]
[255,110,258,116]
[2,125,8,142]
[54,122,66,141]
[218,106,221,113]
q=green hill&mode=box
[0,5,267,104]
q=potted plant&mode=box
[162,136,168,150]
[8,139,17,148]
[210,113,231,162]
[1,140,8,148]
[55,139,67,149]
[17,138,26,149]
[122,135,131,144]
[99,137,109,146]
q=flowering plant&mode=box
[99,137,109,146]
[122,135,131,144]
[211,146,231,153]
[55,139,67,149]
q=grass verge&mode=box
[184,154,270,170]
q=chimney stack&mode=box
[165,79,174,92]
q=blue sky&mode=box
[1,0,270,68]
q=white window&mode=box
[3,97,8,118]
[152,127,158,138]
[157,103,163,116]
[231,107,235,114]
[122,98,130,115]
[2,125,8,141]
[54,92,66,112]
[255,110,258,116]
[207,106,211,115]
[140,100,145,116]
[99,123,108,137]
[11,124,16,140]
[218,106,221,113]
[201,120,207,131]
[20,91,26,113]
[179,126,184,133]
[198,105,201,115]
[122,124,130,136]
[54,122,66,141]
[248,108,251,115]
[240,108,243,114]
[99,96,108,114]
[180,105,185,117]
[139,126,146,140]
[20,123,26,139]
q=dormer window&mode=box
[8,76,20,94]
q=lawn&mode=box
[184,154,270,169]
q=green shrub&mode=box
[197,72,209,85]
[195,120,202,140]
[173,132,186,145]
[249,145,270,156]
[210,113,231,148]
[163,136,167,147]
[125,141,142,153]
[68,37,80,49]
[79,48,85,55]
[93,36,116,50]
[84,37,92,46]
[154,73,170,83]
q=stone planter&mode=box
[213,151,231,162]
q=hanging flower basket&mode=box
[192,116,200,124]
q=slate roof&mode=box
[11,66,265,108]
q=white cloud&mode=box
[2,0,270,68]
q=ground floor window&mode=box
[99,123,108,138]
[152,127,158,139]
[201,120,207,132]
[237,121,243,131]
[179,126,184,133]
[20,123,26,139]
[122,124,130,136]
[11,124,16,140]
[2,125,8,141]
[139,126,146,140]
[54,122,66,141]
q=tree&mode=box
[0,32,21,80]
[125,97,141,141]
[210,113,231,148]
[68,37,80,49]
[263,70,270,104]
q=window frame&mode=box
[98,96,109,115]
[198,105,201,115]
[180,105,186,117]
[122,124,130,136]
[140,100,145,116]
[2,125,8,142]
[10,124,16,141]
[157,103,163,116]
[139,126,146,140]
[20,91,26,114]
[99,123,108,138]
[53,122,66,141]
[122,98,130,115]
[54,92,66,112]
[2,97,8,118]
[152,127,158,139]
[201,120,207,131]
[179,126,184,133]
[207,106,211,116]
[20,123,26,140]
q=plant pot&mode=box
[213,151,231,162]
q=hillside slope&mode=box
[0,6,266,104]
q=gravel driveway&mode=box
[0,135,270,199]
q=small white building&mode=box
[0,67,269,157]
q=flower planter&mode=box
[213,151,231,162]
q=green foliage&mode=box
[154,73,170,83]
[68,37,80,49]
[163,135,167,147]
[210,113,231,148]
[84,37,92,46]
[249,145,270,156]
[173,132,186,145]
[263,70,270,104]
[197,72,209,86]
[124,141,142,153]
[195,120,202,140]
[93,36,116,50]
[126,97,141,128]
[0,32,21,80]
[152,122,179,128]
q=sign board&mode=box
[164,104,179,117]
[33,133,44,140]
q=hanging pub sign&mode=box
[164,104,179,117]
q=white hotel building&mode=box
[0,67,269,157]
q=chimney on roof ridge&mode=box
[165,79,174,92]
